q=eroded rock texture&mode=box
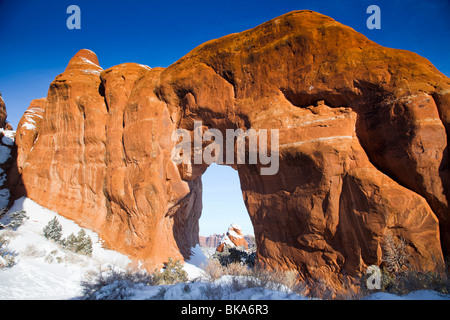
[216,224,249,252]
[0,92,14,209]
[0,92,8,130]
[10,11,450,282]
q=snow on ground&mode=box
[200,246,216,259]
[0,197,449,300]
[184,244,209,281]
[0,197,131,300]
[130,275,307,300]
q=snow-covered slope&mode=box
[0,197,131,299]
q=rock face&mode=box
[10,11,450,283]
[216,224,249,252]
[15,98,46,173]
[0,92,15,209]
[9,49,202,267]
[199,234,224,248]
[0,92,8,130]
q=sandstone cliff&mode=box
[9,11,450,284]
[0,92,8,130]
[0,92,15,209]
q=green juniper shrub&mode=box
[153,258,188,285]
[212,245,255,267]
[43,217,63,243]
[42,217,93,256]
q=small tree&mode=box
[0,234,15,268]
[43,217,63,243]
[153,258,188,285]
[63,229,93,256]
[0,210,28,230]
[75,229,93,256]
[212,246,255,267]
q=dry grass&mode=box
[202,258,306,295]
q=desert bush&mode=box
[200,283,225,300]
[305,278,336,299]
[379,268,450,295]
[0,210,28,230]
[81,266,153,300]
[204,259,255,281]
[153,258,188,285]
[382,233,410,273]
[225,261,251,276]
[358,265,450,298]
[357,236,450,298]
[22,244,45,259]
[0,234,15,268]
[306,274,362,300]
[203,258,225,280]
[371,232,450,296]
[211,246,255,267]
[81,258,188,300]
[42,218,93,257]
[247,266,303,293]
[202,257,303,294]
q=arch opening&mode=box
[198,163,255,250]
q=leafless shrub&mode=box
[81,266,154,300]
[21,244,45,259]
[382,233,410,273]
[200,283,226,300]
[0,211,28,230]
[226,261,251,276]
[203,258,225,280]
[0,233,16,268]
[306,278,336,300]
[362,232,450,296]
[203,258,304,294]
[81,258,189,300]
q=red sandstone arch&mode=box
[9,11,450,284]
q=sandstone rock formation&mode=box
[0,92,15,209]
[9,11,450,284]
[200,232,255,248]
[216,224,249,252]
[0,92,8,130]
[15,98,45,173]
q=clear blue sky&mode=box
[201,164,253,236]
[0,0,449,235]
